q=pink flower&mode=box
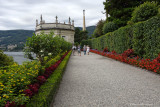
[37,76,46,85]
[23,89,33,97]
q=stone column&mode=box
[69,17,71,25]
[40,14,43,24]
[36,19,38,26]
[83,10,86,31]
[56,16,58,23]
[72,20,74,26]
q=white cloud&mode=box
[0,0,106,30]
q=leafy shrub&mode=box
[81,40,88,48]
[74,42,79,47]
[24,31,72,65]
[0,50,14,67]
[130,1,158,23]
[93,20,105,38]
[103,22,118,34]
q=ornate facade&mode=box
[35,15,75,44]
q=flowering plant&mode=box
[122,49,134,57]
[111,50,116,54]
[36,76,46,85]
[1,51,70,107]
[103,47,108,53]
[91,49,160,74]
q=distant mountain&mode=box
[76,26,96,37]
[86,26,96,37]
[0,30,34,51]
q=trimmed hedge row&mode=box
[82,15,160,59]
[26,51,72,107]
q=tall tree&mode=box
[24,32,72,65]
[74,28,81,43]
[74,28,88,43]
[80,30,88,41]
[93,19,105,38]
[103,0,159,27]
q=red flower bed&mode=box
[23,52,69,98]
[90,49,160,74]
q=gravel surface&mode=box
[51,52,160,107]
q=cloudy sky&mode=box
[0,0,106,30]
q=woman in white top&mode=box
[86,45,90,55]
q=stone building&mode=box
[35,15,75,44]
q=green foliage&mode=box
[86,15,160,59]
[75,26,96,38]
[92,29,98,38]
[80,30,88,41]
[133,16,160,59]
[44,54,62,68]
[0,50,14,67]
[26,51,72,107]
[103,0,141,27]
[74,28,88,43]
[81,40,88,48]
[93,20,105,38]
[74,28,81,43]
[131,2,158,23]
[24,31,72,65]
[103,0,159,27]
[103,22,118,34]
[132,22,145,56]
[74,42,79,47]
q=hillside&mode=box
[76,26,96,37]
[0,30,34,51]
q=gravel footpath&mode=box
[51,52,160,107]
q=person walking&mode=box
[77,45,81,56]
[86,45,90,55]
[83,45,86,55]
[72,45,76,56]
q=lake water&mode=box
[4,52,32,65]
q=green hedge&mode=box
[83,15,160,59]
[130,1,158,23]
[103,22,118,34]
[26,51,72,107]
